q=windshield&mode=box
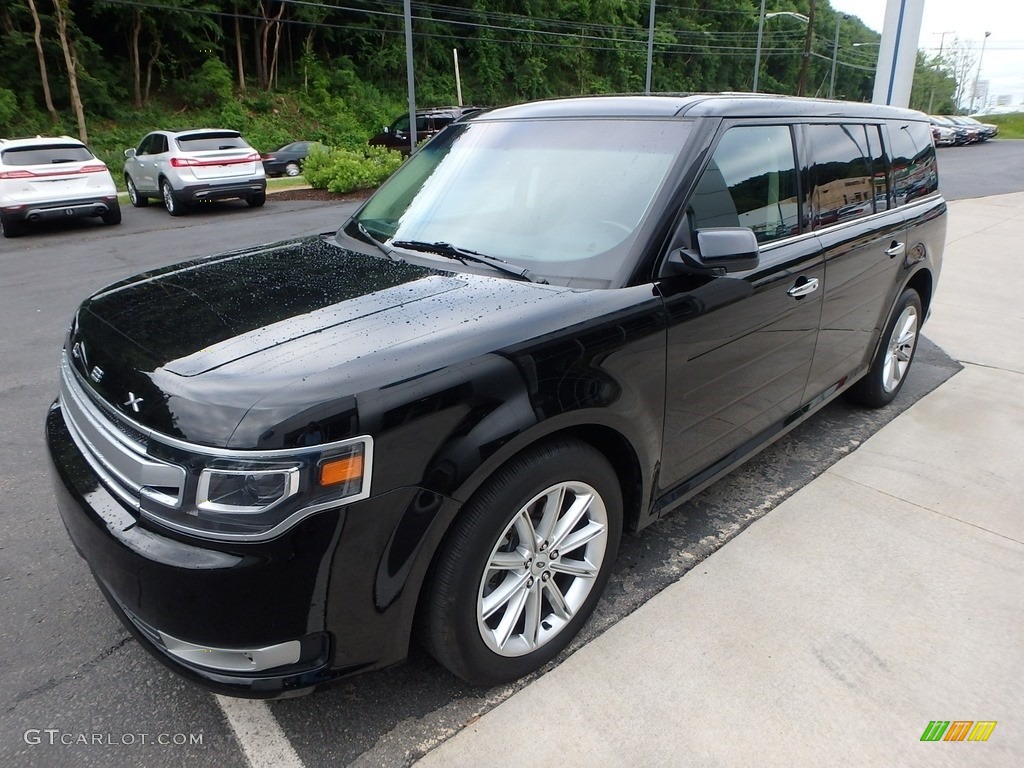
[353,118,691,286]
[2,144,93,165]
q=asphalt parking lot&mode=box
[0,142,1017,767]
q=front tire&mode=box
[848,288,922,408]
[161,179,183,216]
[421,438,622,686]
[126,175,148,207]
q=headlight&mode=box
[197,467,300,514]
[139,437,373,542]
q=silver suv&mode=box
[0,136,120,238]
[123,129,266,216]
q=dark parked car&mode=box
[261,141,323,177]
[47,94,945,698]
[368,106,483,153]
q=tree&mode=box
[26,0,58,123]
[52,0,86,142]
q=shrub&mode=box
[303,145,404,193]
[185,58,234,109]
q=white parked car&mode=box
[123,129,266,216]
[0,136,120,238]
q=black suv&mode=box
[47,94,944,697]
[368,105,484,153]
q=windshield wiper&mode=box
[355,221,401,262]
[390,240,549,284]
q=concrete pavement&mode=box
[415,192,1024,767]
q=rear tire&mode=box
[1,212,24,238]
[161,179,183,216]
[284,162,301,177]
[126,175,148,207]
[420,438,622,686]
[102,202,122,225]
[247,191,266,208]
[848,288,922,408]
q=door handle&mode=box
[787,277,819,298]
[885,241,906,258]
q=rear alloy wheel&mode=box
[284,162,301,177]
[161,179,182,216]
[126,175,148,207]
[421,438,622,686]
[101,202,122,225]
[247,191,266,208]
[848,288,922,408]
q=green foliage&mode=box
[0,88,18,133]
[185,58,235,109]
[303,145,405,193]
[980,113,1024,139]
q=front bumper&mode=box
[3,195,117,223]
[47,401,341,697]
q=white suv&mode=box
[0,136,120,238]
[123,129,266,216]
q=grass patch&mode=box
[267,175,308,190]
[978,112,1024,139]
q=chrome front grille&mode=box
[59,354,186,510]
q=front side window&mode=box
[888,122,938,206]
[806,124,875,227]
[353,118,692,286]
[689,125,800,244]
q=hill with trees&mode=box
[0,1,960,182]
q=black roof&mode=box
[478,93,927,122]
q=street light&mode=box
[752,6,810,93]
[829,14,850,100]
[972,31,992,113]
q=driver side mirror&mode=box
[664,227,759,276]
[124,148,136,159]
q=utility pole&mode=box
[645,0,656,94]
[972,31,991,113]
[796,0,816,96]
[753,0,767,93]
[829,14,849,99]
[927,31,955,114]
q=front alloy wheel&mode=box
[477,481,608,657]
[421,438,622,686]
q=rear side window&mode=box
[806,124,876,227]
[689,125,800,244]
[888,122,938,206]
[1,144,93,165]
[176,133,247,151]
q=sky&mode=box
[829,0,1024,107]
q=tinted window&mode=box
[888,122,938,206]
[2,144,93,165]
[866,125,889,211]
[176,132,247,151]
[136,135,153,155]
[690,125,800,244]
[151,134,168,154]
[806,124,875,227]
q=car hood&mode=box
[68,236,578,447]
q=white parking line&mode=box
[215,695,305,768]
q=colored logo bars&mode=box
[921,721,997,742]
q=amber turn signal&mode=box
[319,455,364,486]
